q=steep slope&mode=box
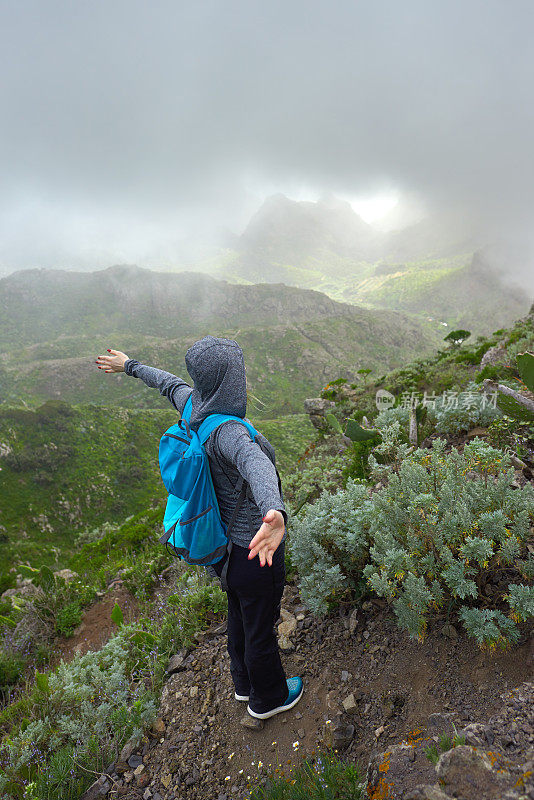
[0,265,441,413]
[345,249,529,331]
[209,196,531,334]
[0,400,313,585]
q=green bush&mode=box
[0,626,157,799]
[122,548,171,600]
[284,445,346,517]
[0,564,228,800]
[474,364,510,384]
[158,570,227,652]
[0,653,25,687]
[454,350,479,365]
[54,602,82,638]
[290,432,534,647]
[374,406,410,438]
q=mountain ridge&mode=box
[0,265,442,413]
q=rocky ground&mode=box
[80,577,533,800]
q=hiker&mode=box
[95,336,303,720]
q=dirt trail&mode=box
[51,583,138,666]
[106,580,532,799]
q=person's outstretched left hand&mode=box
[248,509,285,567]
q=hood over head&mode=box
[185,335,247,431]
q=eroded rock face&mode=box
[303,397,335,429]
[480,345,509,369]
[365,681,534,800]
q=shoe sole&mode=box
[235,693,250,701]
[247,685,303,720]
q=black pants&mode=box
[213,541,288,714]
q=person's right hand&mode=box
[95,349,129,373]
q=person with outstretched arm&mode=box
[95,336,303,720]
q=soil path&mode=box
[52,582,138,666]
[118,581,533,800]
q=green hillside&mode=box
[349,254,529,331]
[198,196,532,335]
[283,303,534,515]
[217,250,530,336]
[0,265,442,414]
[0,400,312,589]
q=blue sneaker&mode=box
[234,692,250,702]
[247,677,303,720]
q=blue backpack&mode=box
[158,394,260,571]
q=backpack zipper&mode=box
[179,505,212,526]
[163,433,190,445]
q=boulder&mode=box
[53,568,78,583]
[278,617,297,638]
[436,745,510,798]
[366,743,417,799]
[303,398,335,415]
[119,737,141,763]
[240,714,264,730]
[404,786,452,800]
[166,652,187,675]
[348,608,359,635]
[304,398,335,429]
[79,775,111,799]
[278,611,297,651]
[342,693,358,714]
[458,722,495,747]
[323,718,355,750]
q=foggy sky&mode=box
[1,0,534,271]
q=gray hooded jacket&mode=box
[124,336,287,549]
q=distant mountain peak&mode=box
[240,192,376,264]
[316,192,354,213]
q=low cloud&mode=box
[1,0,534,272]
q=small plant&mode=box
[325,412,380,479]
[249,751,363,799]
[326,412,379,443]
[425,730,466,765]
[54,601,82,637]
[0,652,25,686]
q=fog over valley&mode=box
[1,0,534,298]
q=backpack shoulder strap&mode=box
[197,414,258,445]
[181,392,193,422]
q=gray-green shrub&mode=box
[290,431,534,647]
[289,479,371,613]
[427,381,502,434]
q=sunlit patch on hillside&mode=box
[348,194,399,224]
